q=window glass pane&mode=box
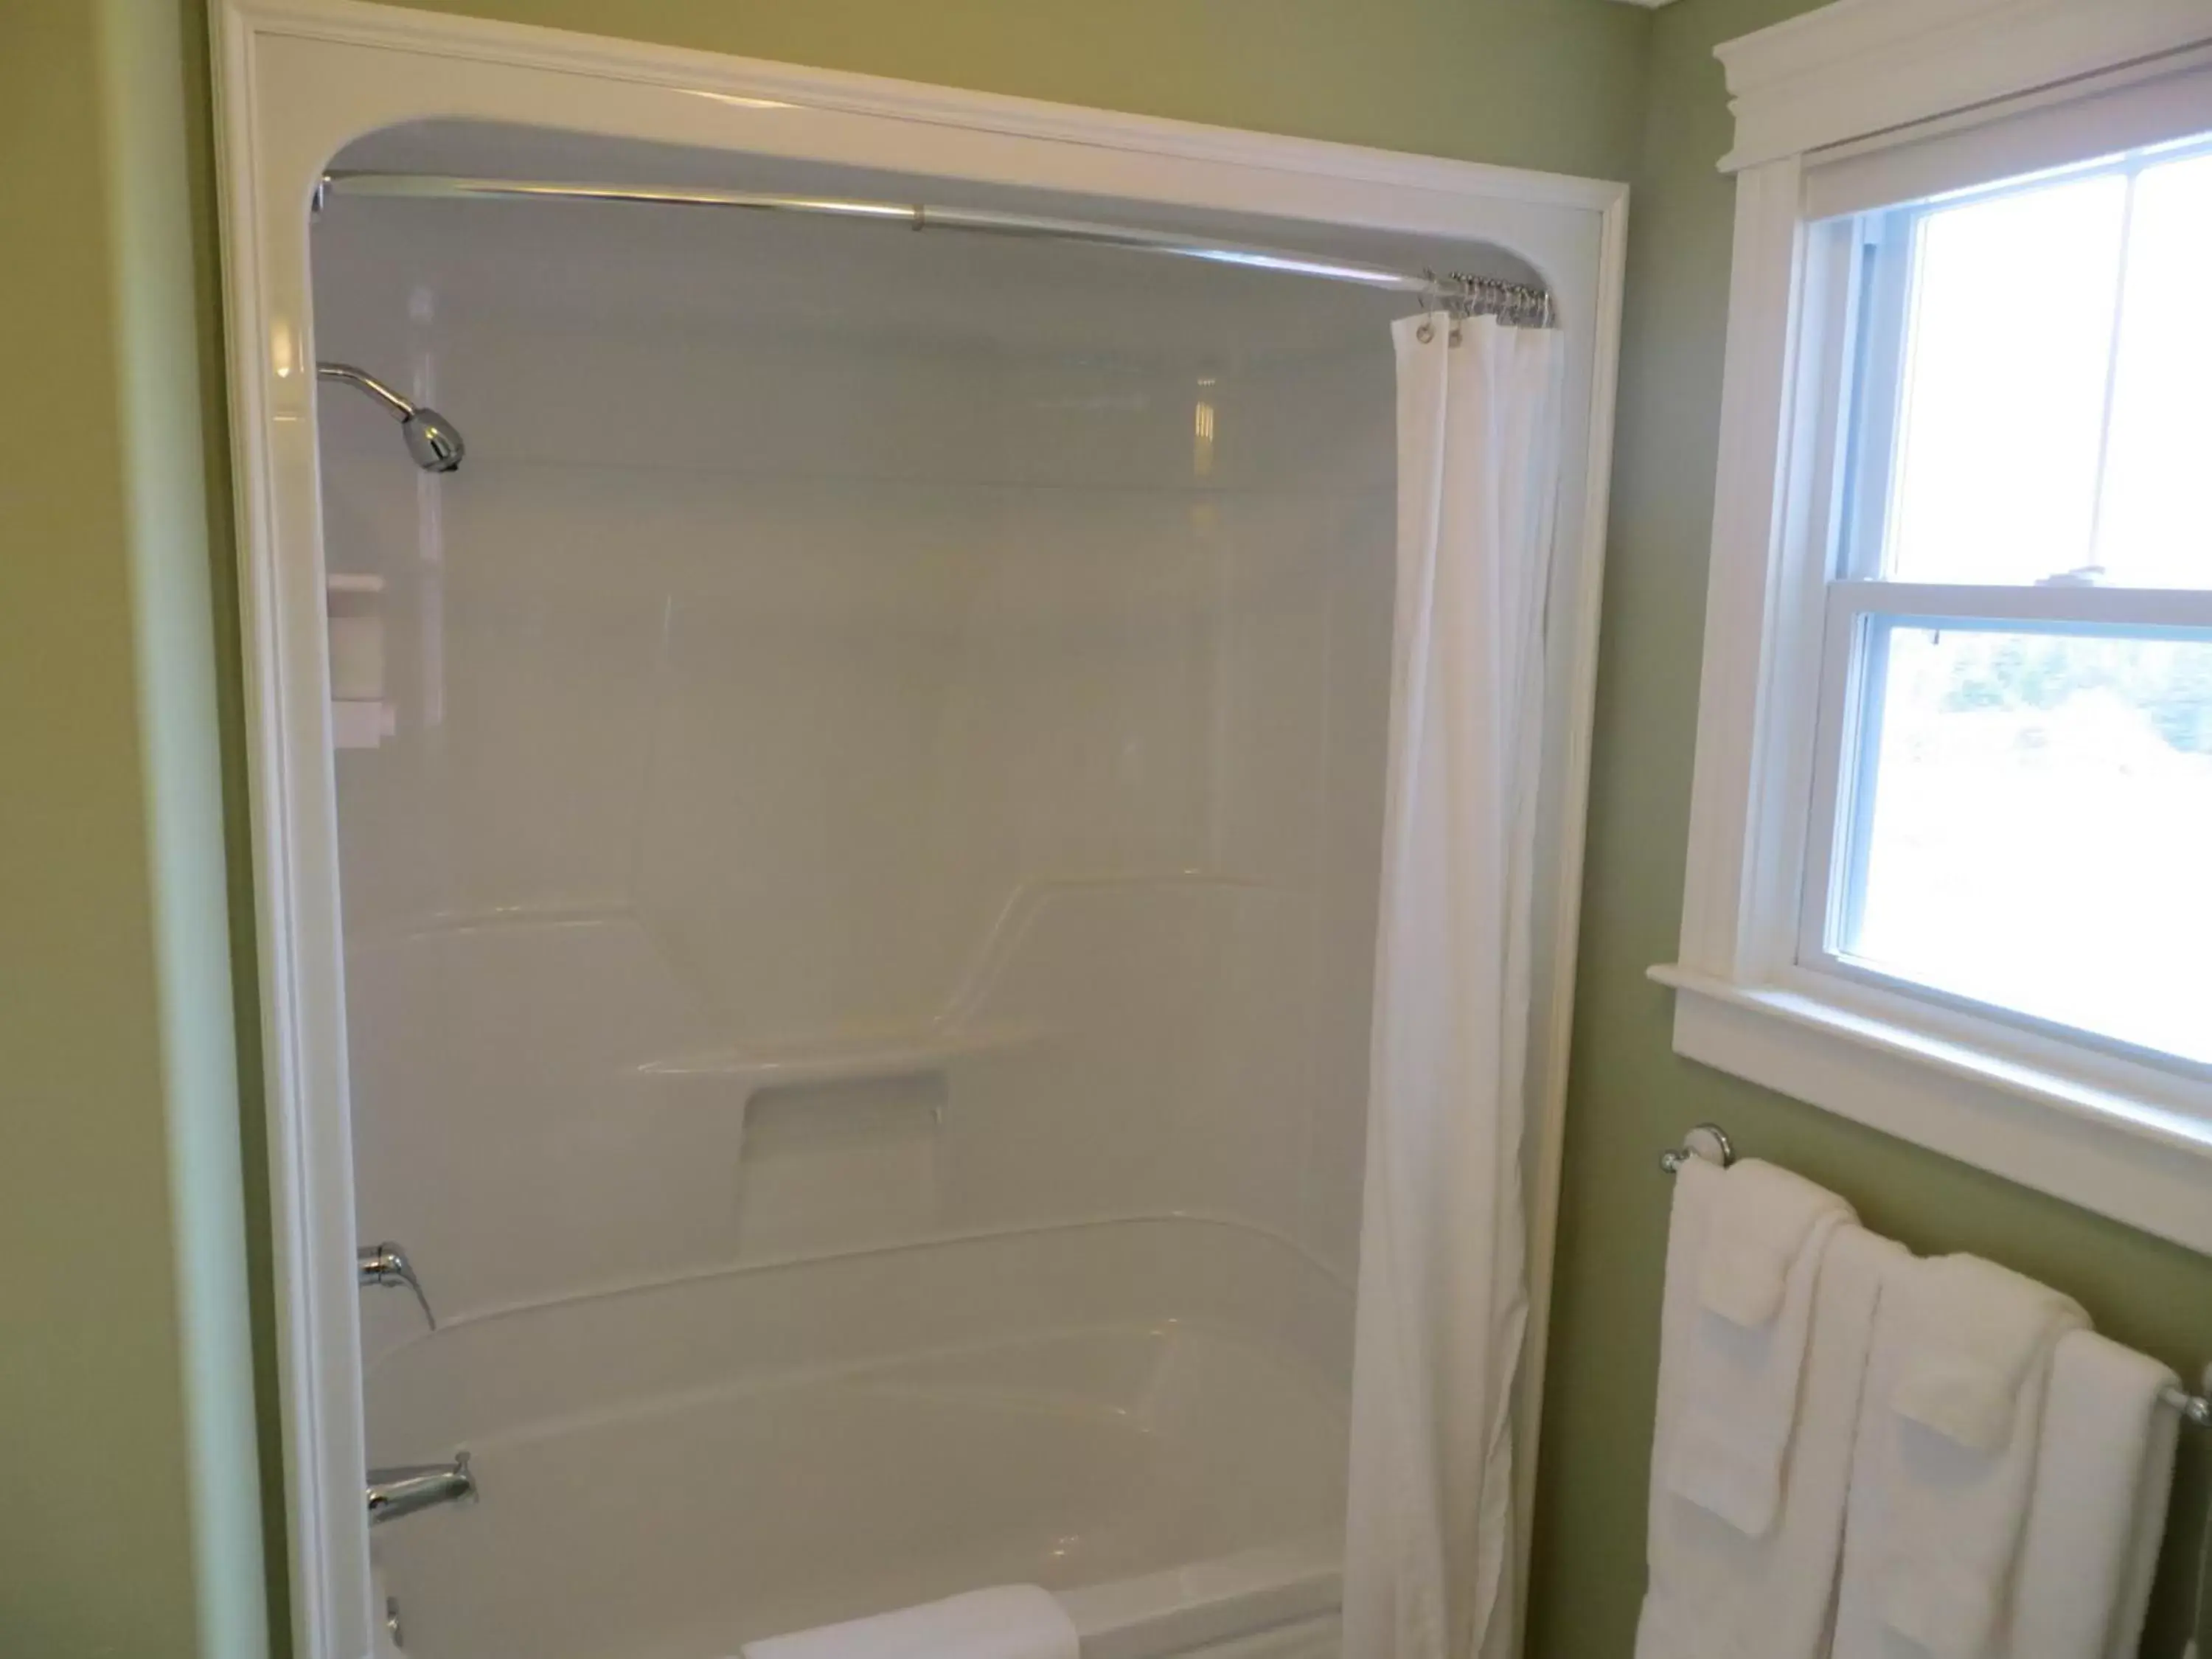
[1840,624,2212,1065]
[2094,149,2212,588]
[1882,177,2127,585]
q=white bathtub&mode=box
[367,1219,1349,1659]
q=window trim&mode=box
[1664,0,2212,1256]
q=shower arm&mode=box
[317,361,414,420]
[316,361,466,472]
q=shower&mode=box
[293,122,1594,1659]
[318,360,465,471]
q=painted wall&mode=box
[367,0,1652,181]
[1526,2,2212,1656]
[9,0,2209,1652]
[0,2,266,1656]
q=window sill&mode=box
[1646,961,2212,1256]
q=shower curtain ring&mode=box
[1416,318,1435,344]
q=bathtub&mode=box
[367,1218,1349,1659]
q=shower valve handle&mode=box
[357,1241,437,1331]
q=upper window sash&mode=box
[1829,132,2212,594]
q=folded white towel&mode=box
[2009,1329,2180,1659]
[1696,1158,1854,1330]
[1636,1166,1896,1659]
[740,1587,1079,1659]
[1888,1256,2084,1456]
[1667,1159,1854,1536]
[1833,1253,2088,1659]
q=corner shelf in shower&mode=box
[636,1026,1053,1106]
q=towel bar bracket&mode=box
[2172,1372,2212,1429]
[1657,1122,1734,1175]
[1656,1121,2210,1429]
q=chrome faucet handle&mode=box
[366,1450,473,1526]
[357,1242,436,1331]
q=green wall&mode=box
[1527,2,2212,1656]
[5,0,2206,1654]
[0,2,266,1656]
[371,0,1651,180]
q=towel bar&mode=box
[1656,1121,2211,1428]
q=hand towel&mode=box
[2009,1329,2180,1659]
[1832,1253,2088,1659]
[1696,1158,1854,1330]
[1889,1256,2084,1455]
[1635,1161,1897,1659]
[740,1586,1079,1659]
[1668,1159,1855,1534]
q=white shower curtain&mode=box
[1342,311,1565,1659]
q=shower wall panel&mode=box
[314,192,1396,1359]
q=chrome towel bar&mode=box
[1658,1121,2211,1428]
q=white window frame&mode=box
[1659,0,2212,1256]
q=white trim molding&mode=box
[209,4,1628,1655]
[1654,967,2212,1250]
[1717,0,2212,171]
[1662,0,2212,1260]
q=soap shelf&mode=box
[331,700,397,748]
[636,1026,1051,1105]
[327,571,394,750]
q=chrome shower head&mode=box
[399,407,465,473]
[317,361,465,473]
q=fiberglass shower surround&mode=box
[313,147,1559,1659]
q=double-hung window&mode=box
[1808,140,2212,1071]
[1665,1,2212,1251]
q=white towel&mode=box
[1636,1163,1896,1659]
[2009,1329,2180,1659]
[1833,1253,2088,1659]
[1889,1256,2084,1455]
[1696,1158,1854,1330]
[1669,1158,1855,1534]
[740,1587,1079,1659]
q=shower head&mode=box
[316,361,465,473]
[398,406,465,473]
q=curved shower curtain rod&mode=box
[317,170,1556,327]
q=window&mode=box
[1804,140,2212,1073]
[1666,0,2212,1253]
